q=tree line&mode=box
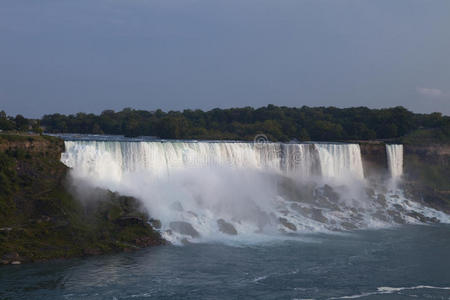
[1,106,449,142]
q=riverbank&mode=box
[0,133,165,265]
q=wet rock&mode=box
[181,238,192,245]
[341,222,357,230]
[279,217,297,231]
[387,210,406,224]
[406,211,439,223]
[323,184,340,202]
[376,194,386,206]
[217,219,238,235]
[169,221,200,238]
[393,204,404,211]
[279,209,289,216]
[373,210,389,222]
[1,252,19,264]
[311,208,328,223]
[149,218,161,229]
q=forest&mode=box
[1,105,449,142]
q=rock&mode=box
[406,211,439,223]
[310,208,328,223]
[134,236,160,247]
[149,218,161,229]
[393,204,404,211]
[387,210,406,224]
[323,184,340,202]
[376,194,386,206]
[11,261,21,265]
[372,210,389,222]
[279,217,297,231]
[169,221,200,238]
[181,238,192,245]
[341,222,357,230]
[1,252,19,263]
[217,219,238,235]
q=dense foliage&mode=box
[0,134,163,264]
[0,110,42,134]
[2,106,449,142]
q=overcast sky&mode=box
[0,0,449,117]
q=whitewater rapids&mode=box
[61,139,449,244]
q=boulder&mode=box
[279,217,297,231]
[169,221,200,238]
[217,219,238,235]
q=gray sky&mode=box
[1,0,449,117]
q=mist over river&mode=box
[58,136,448,244]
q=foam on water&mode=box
[329,285,450,299]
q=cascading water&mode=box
[61,139,449,244]
[386,144,403,179]
[315,143,364,180]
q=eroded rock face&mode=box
[217,219,237,235]
[169,221,200,238]
[359,142,389,179]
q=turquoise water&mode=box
[1,225,450,299]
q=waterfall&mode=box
[315,143,364,180]
[62,141,364,181]
[60,139,448,243]
[386,144,403,179]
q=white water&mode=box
[61,141,364,180]
[61,140,449,244]
[315,144,364,179]
[386,144,403,179]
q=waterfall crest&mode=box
[62,141,364,180]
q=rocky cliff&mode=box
[359,140,450,213]
[403,144,450,213]
[0,134,165,265]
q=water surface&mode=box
[1,225,450,299]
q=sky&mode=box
[0,0,449,118]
